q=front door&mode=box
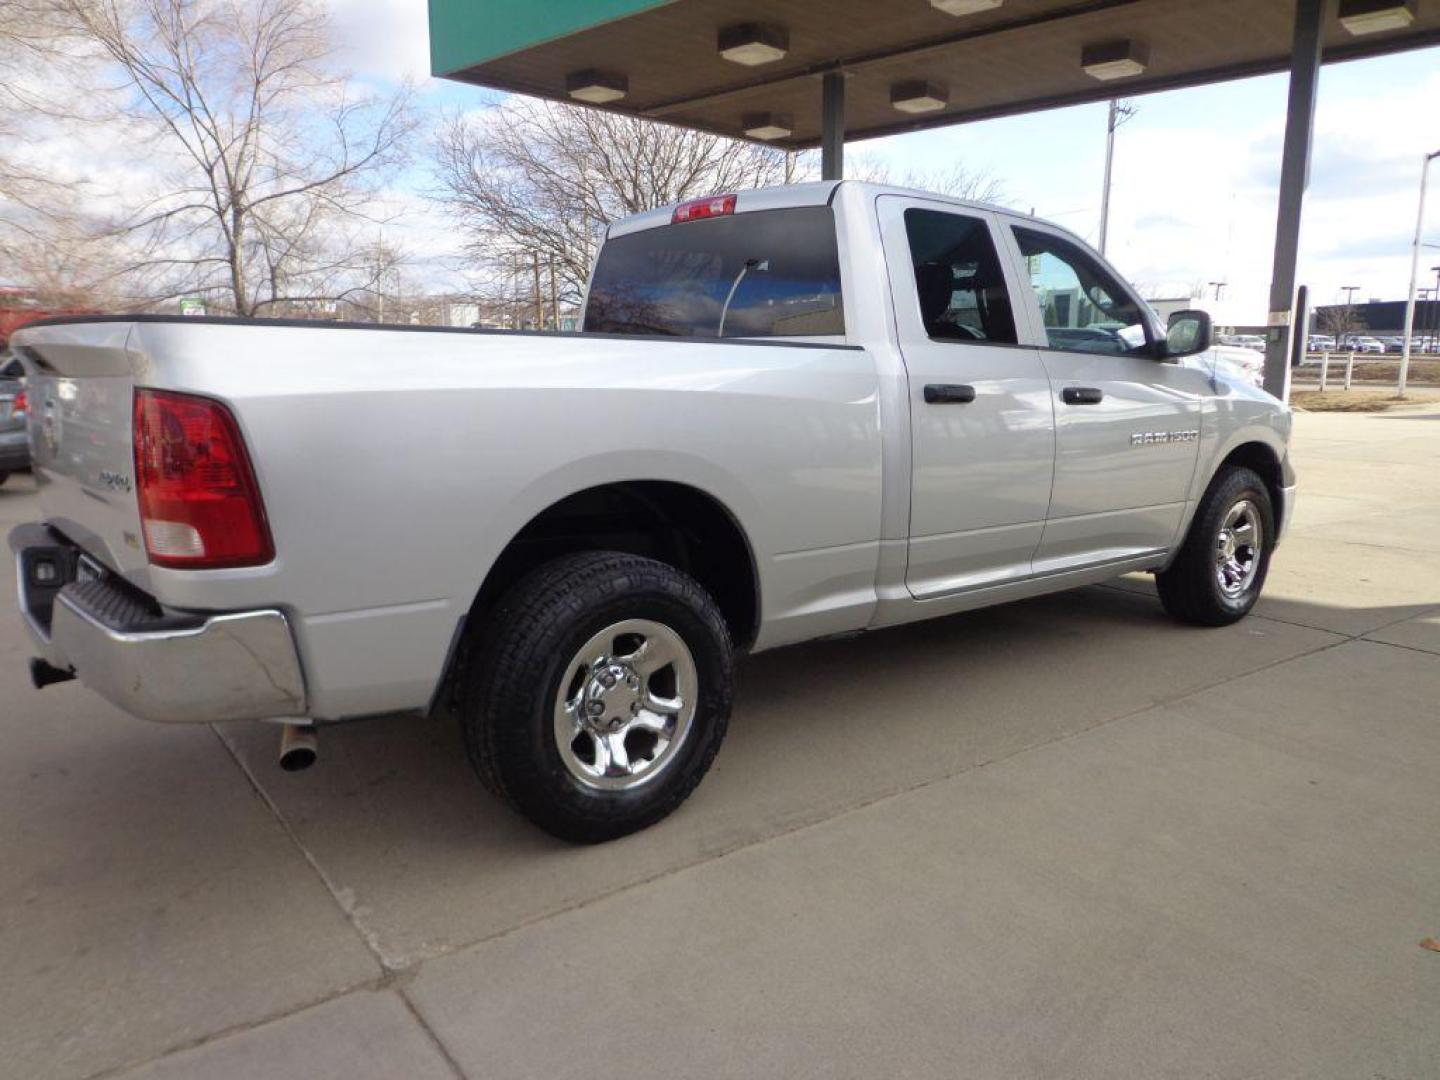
[1004,222,1208,574]
[878,197,1055,599]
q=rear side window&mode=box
[585,207,844,338]
[902,209,1017,344]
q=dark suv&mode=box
[0,354,28,486]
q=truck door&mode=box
[877,196,1055,599]
[1003,222,1207,573]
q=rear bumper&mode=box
[9,523,306,723]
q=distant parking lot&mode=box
[2,404,1438,1079]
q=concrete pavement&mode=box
[1,404,1437,1079]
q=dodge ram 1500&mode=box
[9,181,1294,841]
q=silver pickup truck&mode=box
[9,181,1294,841]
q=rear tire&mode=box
[1156,466,1274,626]
[458,551,734,843]
[0,471,9,487]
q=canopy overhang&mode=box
[429,0,1440,150]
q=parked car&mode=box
[8,181,1295,842]
[0,354,28,486]
[1342,335,1385,354]
[1307,334,1336,353]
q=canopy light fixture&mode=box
[1081,39,1149,81]
[565,69,628,104]
[1338,0,1415,34]
[890,79,949,114]
[743,112,793,141]
[929,0,1004,15]
[718,23,789,66]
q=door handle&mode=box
[923,383,976,404]
[1061,386,1104,405]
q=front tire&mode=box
[1156,466,1274,626]
[459,551,734,843]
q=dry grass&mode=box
[1291,389,1440,413]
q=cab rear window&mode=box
[584,207,844,339]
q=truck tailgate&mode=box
[12,322,150,585]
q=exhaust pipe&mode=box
[278,723,318,772]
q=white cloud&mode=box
[326,0,433,84]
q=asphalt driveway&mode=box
[2,404,1438,1079]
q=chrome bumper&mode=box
[10,523,306,724]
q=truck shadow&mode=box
[196,582,1435,960]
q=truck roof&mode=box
[606,180,1017,239]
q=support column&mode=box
[1262,0,1328,401]
[821,72,845,182]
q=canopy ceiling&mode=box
[429,0,1440,148]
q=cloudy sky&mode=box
[240,4,1440,318]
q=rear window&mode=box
[584,206,844,339]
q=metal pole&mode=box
[1399,150,1439,398]
[1261,0,1327,402]
[1099,100,1117,255]
[821,72,845,182]
[532,253,543,330]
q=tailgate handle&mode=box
[924,383,976,404]
[1061,386,1104,405]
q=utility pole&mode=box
[1399,149,1439,397]
[1209,281,1227,301]
[532,253,543,330]
[1098,99,1136,256]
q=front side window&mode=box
[903,209,1017,344]
[584,206,844,338]
[1013,227,1150,355]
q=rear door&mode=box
[1004,221,1207,573]
[878,196,1055,598]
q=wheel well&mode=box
[470,481,759,651]
[1217,442,1284,531]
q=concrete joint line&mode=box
[209,725,407,974]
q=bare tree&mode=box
[50,0,414,315]
[433,99,794,309]
[847,154,1007,205]
[1317,303,1361,343]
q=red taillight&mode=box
[12,389,26,418]
[672,194,737,224]
[132,389,273,569]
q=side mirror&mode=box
[1164,309,1212,358]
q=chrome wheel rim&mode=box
[553,619,698,791]
[1214,498,1263,599]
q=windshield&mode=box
[584,207,844,338]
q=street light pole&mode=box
[1431,266,1440,353]
[1399,149,1440,397]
